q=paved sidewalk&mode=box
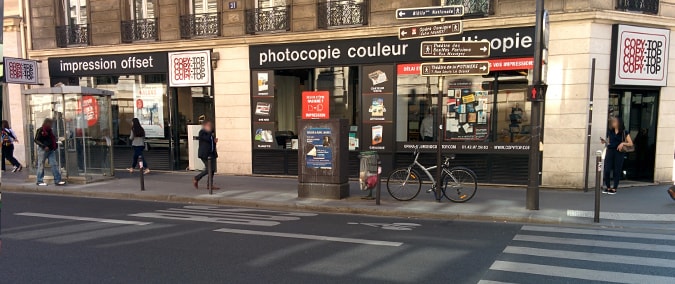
[2,170,674,229]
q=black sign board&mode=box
[399,21,463,40]
[420,62,490,76]
[48,52,168,77]
[395,6,464,19]
[420,41,490,58]
[361,65,396,152]
[397,142,531,154]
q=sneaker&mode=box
[607,189,617,195]
[126,168,134,173]
[667,187,675,201]
[37,182,47,186]
[602,188,609,194]
[56,181,66,186]
[16,165,23,172]
[143,169,150,175]
[11,166,18,173]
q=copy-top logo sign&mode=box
[4,57,39,85]
[168,51,212,87]
[302,91,330,120]
[613,25,670,86]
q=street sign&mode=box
[398,21,463,40]
[420,62,490,76]
[420,41,490,58]
[395,5,464,20]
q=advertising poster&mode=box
[78,96,99,127]
[362,64,395,152]
[3,57,39,85]
[305,128,333,169]
[251,71,277,148]
[168,50,212,87]
[133,84,165,138]
[302,91,330,120]
[445,88,490,141]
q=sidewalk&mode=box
[2,170,674,229]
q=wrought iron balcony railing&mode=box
[180,13,221,39]
[55,24,90,47]
[445,0,492,17]
[318,0,368,29]
[121,18,158,43]
[617,0,659,14]
[245,6,291,34]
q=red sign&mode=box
[136,99,144,109]
[302,91,330,120]
[78,96,99,127]
[397,57,534,75]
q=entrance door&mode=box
[171,86,215,170]
[608,90,659,181]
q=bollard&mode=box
[207,156,213,195]
[594,150,602,223]
[375,160,382,206]
[139,155,145,191]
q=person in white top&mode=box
[127,118,150,174]
[421,109,434,141]
[1,120,22,172]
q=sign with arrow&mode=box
[420,62,490,76]
[420,41,490,58]
[398,21,463,40]
[395,5,464,20]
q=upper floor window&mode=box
[180,0,221,38]
[318,0,368,29]
[132,0,156,19]
[122,0,159,42]
[256,0,287,8]
[445,0,491,17]
[56,0,89,47]
[617,0,659,15]
[64,0,88,25]
[191,0,218,14]
[245,0,291,34]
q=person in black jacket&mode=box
[193,120,218,190]
[34,118,65,186]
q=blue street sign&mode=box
[395,5,464,20]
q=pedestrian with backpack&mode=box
[1,120,23,172]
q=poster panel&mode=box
[133,84,165,138]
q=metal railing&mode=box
[445,0,492,16]
[180,13,221,39]
[318,0,368,29]
[121,18,158,43]
[245,5,291,34]
[617,0,659,14]
[55,24,90,47]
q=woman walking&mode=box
[601,116,633,195]
[1,120,23,172]
[127,118,150,174]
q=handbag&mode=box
[620,131,635,153]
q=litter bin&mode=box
[359,151,379,199]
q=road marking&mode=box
[214,228,403,247]
[477,281,517,284]
[503,246,675,268]
[16,212,152,226]
[489,261,675,284]
[347,222,421,231]
[567,209,675,221]
[130,206,315,227]
[514,234,675,253]
[522,225,675,241]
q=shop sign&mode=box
[611,25,670,86]
[362,65,395,152]
[4,57,39,85]
[168,50,212,87]
[397,142,531,154]
[398,58,533,75]
[48,52,168,77]
[420,41,490,58]
[305,128,333,169]
[249,26,534,69]
[420,62,490,76]
[302,91,330,120]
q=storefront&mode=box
[47,51,215,171]
[249,26,538,184]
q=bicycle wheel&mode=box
[387,168,422,201]
[441,167,478,203]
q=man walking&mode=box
[193,120,218,190]
[34,118,65,186]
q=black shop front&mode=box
[249,26,536,185]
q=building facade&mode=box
[5,0,675,188]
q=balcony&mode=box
[617,0,659,14]
[55,24,90,47]
[445,0,492,17]
[245,6,291,34]
[318,0,368,29]
[121,18,158,43]
[180,13,221,39]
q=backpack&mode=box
[1,129,12,147]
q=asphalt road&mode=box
[1,193,674,284]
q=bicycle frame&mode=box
[403,150,450,199]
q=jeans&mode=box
[195,157,216,184]
[131,146,147,169]
[603,149,625,189]
[2,144,21,170]
[37,148,62,183]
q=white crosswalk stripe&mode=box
[480,225,675,284]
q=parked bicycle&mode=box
[386,147,478,202]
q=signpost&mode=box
[420,41,490,58]
[420,62,490,76]
[398,21,463,40]
[395,5,464,19]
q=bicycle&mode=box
[386,147,478,202]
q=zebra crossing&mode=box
[479,225,675,284]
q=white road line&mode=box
[477,281,518,284]
[503,246,675,268]
[489,261,675,284]
[16,212,152,226]
[514,234,675,253]
[567,210,675,222]
[522,225,675,241]
[214,228,403,247]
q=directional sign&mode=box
[420,41,490,58]
[420,62,490,76]
[398,21,463,40]
[395,5,464,20]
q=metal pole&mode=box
[594,150,602,223]
[584,59,597,192]
[376,159,382,205]
[139,155,145,191]
[435,0,446,202]
[207,156,213,195]
[527,0,545,210]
